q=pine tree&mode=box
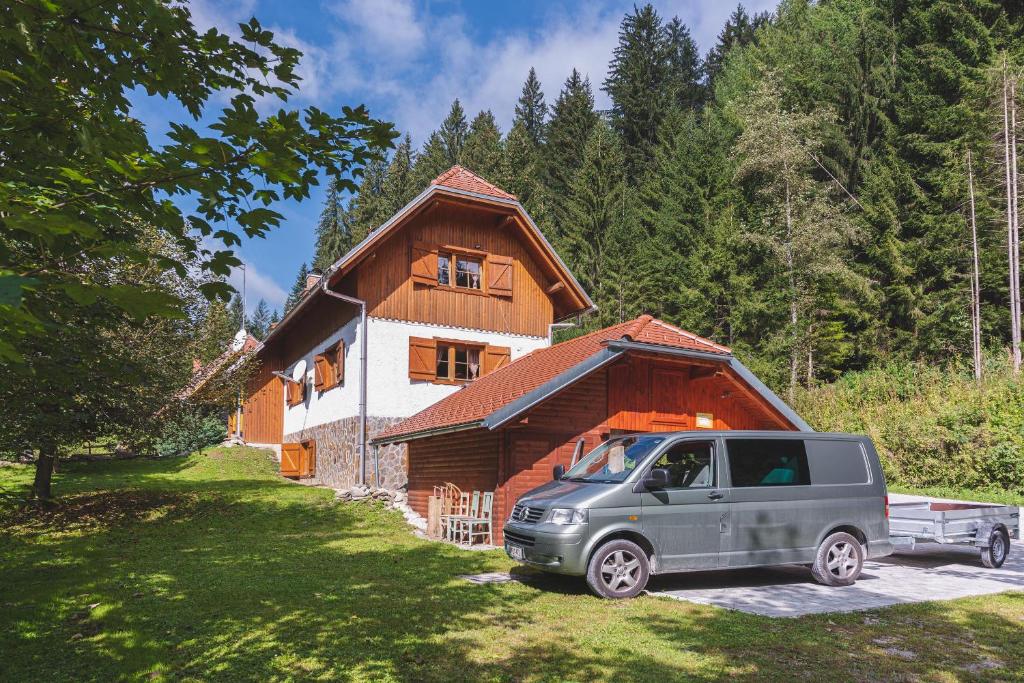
[439,99,468,166]
[245,299,272,340]
[380,134,416,215]
[228,294,244,332]
[502,120,543,210]
[664,17,704,110]
[461,110,503,180]
[514,67,547,146]
[284,262,310,314]
[312,178,353,272]
[540,70,599,241]
[410,131,449,190]
[603,4,671,181]
[198,297,235,362]
[562,120,629,298]
[348,157,388,244]
[704,4,770,87]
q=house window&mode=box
[437,252,481,290]
[314,341,344,392]
[436,343,481,382]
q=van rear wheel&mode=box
[811,532,864,587]
[586,539,650,599]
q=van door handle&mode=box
[707,491,724,500]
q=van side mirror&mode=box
[552,464,565,480]
[643,467,670,490]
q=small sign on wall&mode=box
[696,412,714,429]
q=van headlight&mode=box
[548,508,587,525]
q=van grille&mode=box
[510,503,544,524]
[503,530,535,547]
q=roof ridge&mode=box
[645,318,731,353]
[431,165,517,200]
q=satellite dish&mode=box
[291,359,307,383]
[231,328,248,352]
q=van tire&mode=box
[980,527,1010,569]
[586,539,650,599]
[810,532,864,586]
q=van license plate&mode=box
[507,544,525,561]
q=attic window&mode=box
[438,252,481,290]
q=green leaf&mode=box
[59,167,95,185]
[0,274,39,306]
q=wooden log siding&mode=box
[407,429,502,527]
[352,202,558,337]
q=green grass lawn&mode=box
[2,449,1023,682]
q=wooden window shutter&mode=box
[334,340,345,385]
[408,336,437,380]
[487,254,514,297]
[483,345,511,375]
[411,241,439,286]
[313,355,327,391]
[281,443,302,477]
[301,440,316,477]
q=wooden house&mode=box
[232,166,595,488]
[372,315,811,542]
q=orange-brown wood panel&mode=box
[351,202,558,337]
[606,356,792,433]
[242,348,284,444]
[407,428,501,525]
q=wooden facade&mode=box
[240,348,284,444]
[342,200,569,337]
[406,355,799,542]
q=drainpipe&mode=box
[548,322,575,346]
[321,280,368,486]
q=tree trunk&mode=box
[784,177,798,401]
[967,149,983,380]
[33,447,56,500]
[1010,74,1022,372]
[1003,57,1021,373]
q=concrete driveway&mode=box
[649,495,1023,617]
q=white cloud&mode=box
[329,0,425,61]
[182,0,257,33]
[228,260,288,314]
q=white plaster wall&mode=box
[283,316,548,434]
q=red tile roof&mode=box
[432,165,517,200]
[375,315,730,442]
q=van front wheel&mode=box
[586,539,650,599]
[811,532,864,586]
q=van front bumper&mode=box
[503,521,588,575]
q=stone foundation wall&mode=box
[284,416,407,489]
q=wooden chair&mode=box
[447,490,480,544]
[459,492,494,546]
[435,483,462,540]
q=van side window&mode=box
[805,439,869,484]
[648,442,714,488]
[726,439,810,487]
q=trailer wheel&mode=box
[980,527,1010,569]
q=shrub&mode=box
[154,407,227,457]
[793,357,1024,493]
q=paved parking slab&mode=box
[648,540,1024,617]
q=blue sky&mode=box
[134,0,778,315]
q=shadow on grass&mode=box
[2,451,1024,681]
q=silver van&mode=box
[504,431,893,599]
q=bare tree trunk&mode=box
[32,446,56,500]
[1003,57,1022,373]
[968,149,983,380]
[784,177,798,401]
[1011,74,1022,373]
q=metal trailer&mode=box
[889,500,1020,568]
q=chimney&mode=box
[305,269,322,292]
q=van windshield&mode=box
[562,435,666,483]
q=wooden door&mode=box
[281,443,302,477]
[650,368,689,431]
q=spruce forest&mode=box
[299,0,1023,393]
